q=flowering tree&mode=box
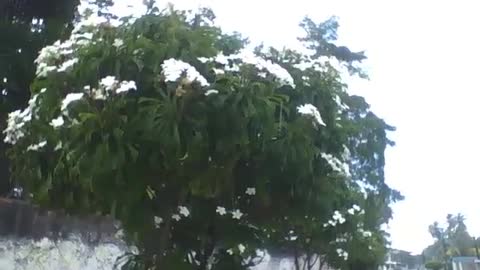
[5,2,401,269]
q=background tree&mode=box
[424,213,476,270]
[5,2,400,270]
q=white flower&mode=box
[352,204,361,211]
[2,89,7,96]
[214,53,229,65]
[297,104,326,126]
[336,237,347,243]
[61,93,84,111]
[154,216,163,228]
[336,248,349,261]
[172,214,181,221]
[205,89,219,96]
[221,50,295,87]
[334,95,349,111]
[178,206,190,217]
[226,248,234,255]
[213,68,225,75]
[245,187,256,196]
[338,217,346,224]
[27,140,47,151]
[161,58,210,87]
[36,64,57,78]
[362,231,372,237]
[197,57,211,63]
[231,209,243,219]
[3,109,30,144]
[216,206,227,216]
[92,88,106,100]
[117,80,137,94]
[100,76,118,91]
[238,244,245,254]
[113,38,124,48]
[328,220,336,226]
[54,142,62,151]
[50,116,64,128]
[321,152,351,177]
[347,208,355,215]
[333,211,342,220]
[3,77,6,83]
[58,58,78,72]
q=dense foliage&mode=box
[5,1,401,269]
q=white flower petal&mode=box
[216,206,227,216]
[245,187,256,196]
[231,209,243,220]
[50,116,64,128]
[113,38,124,48]
[61,93,84,111]
[297,104,326,126]
[154,216,163,228]
[161,58,210,87]
[205,89,219,96]
[238,244,245,254]
[178,206,190,217]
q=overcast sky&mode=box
[115,0,480,254]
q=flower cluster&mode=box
[215,206,243,220]
[27,140,47,152]
[226,244,246,255]
[34,0,120,79]
[358,228,373,238]
[48,76,137,130]
[334,95,350,112]
[297,103,326,127]
[293,56,344,75]
[245,187,256,196]
[93,76,137,100]
[161,58,209,87]
[198,50,296,88]
[154,216,163,228]
[347,204,362,215]
[320,152,351,177]
[3,89,45,144]
[324,210,346,227]
[171,206,191,222]
[35,32,93,78]
[336,248,349,261]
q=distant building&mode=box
[451,257,480,270]
[380,249,425,270]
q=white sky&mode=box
[114,0,480,254]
